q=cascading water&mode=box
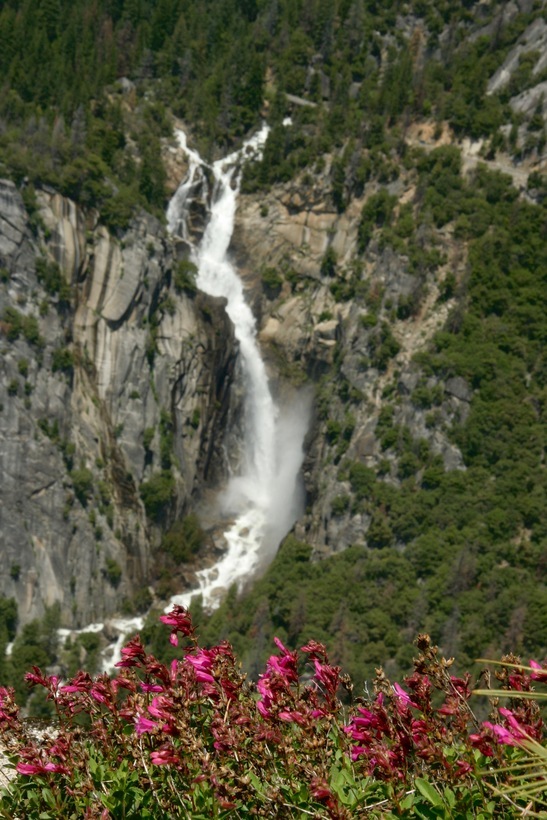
[95,125,307,672]
[167,125,309,610]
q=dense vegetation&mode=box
[1,610,547,817]
[196,145,546,684]
[1,0,545,210]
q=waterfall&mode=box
[167,125,309,610]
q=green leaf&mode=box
[443,787,455,808]
[400,792,415,809]
[415,778,443,807]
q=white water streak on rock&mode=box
[167,124,308,611]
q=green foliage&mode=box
[104,558,122,589]
[159,409,174,469]
[51,346,74,376]
[70,468,94,506]
[368,322,401,371]
[320,246,337,278]
[35,257,71,304]
[17,359,29,378]
[142,426,155,451]
[2,307,43,348]
[161,514,205,565]
[358,190,397,252]
[261,265,282,296]
[172,259,198,295]
[139,471,175,521]
[7,604,60,705]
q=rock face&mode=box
[0,180,236,628]
[0,121,496,629]
[234,158,470,555]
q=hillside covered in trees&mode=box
[0,0,545,700]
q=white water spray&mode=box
[167,125,309,610]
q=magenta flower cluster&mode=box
[0,615,545,818]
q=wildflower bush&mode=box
[0,610,545,818]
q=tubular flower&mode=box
[60,670,93,694]
[159,606,195,646]
[150,744,180,766]
[278,710,305,724]
[392,682,418,711]
[530,659,547,682]
[135,714,158,735]
[0,687,19,726]
[24,667,59,692]
[186,649,216,685]
[115,635,147,668]
[313,659,341,699]
[16,761,68,775]
[148,694,174,720]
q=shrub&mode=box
[51,347,74,375]
[261,266,282,296]
[161,514,205,564]
[358,190,397,252]
[1,617,545,817]
[143,426,155,451]
[2,307,44,348]
[35,257,71,304]
[139,471,175,520]
[70,468,94,506]
[173,259,198,295]
[104,558,122,588]
[331,494,350,517]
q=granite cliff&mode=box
[0,176,235,629]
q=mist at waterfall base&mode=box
[167,124,309,611]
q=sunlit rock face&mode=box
[0,179,236,629]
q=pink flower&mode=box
[150,745,179,766]
[140,683,164,693]
[310,777,332,801]
[24,667,59,692]
[159,606,194,646]
[0,687,18,725]
[115,675,137,692]
[482,721,520,746]
[186,649,216,684]
[393,682,418,710]
[498,707,531,741]
[300,640,327,660]
[135,714,158,735]
[273,636,289,654]
[313,658,340,698]
[148,695,173,720]
[469,732,495,757]
[60,671,92,693]
[90,681,114,709]
[278,710,305,724]
[266,638,298,682]
[16,761,68,775]
[455,759,472,777]
[16,762,44,775]
[530,660,547,682]
[116,636,146,668]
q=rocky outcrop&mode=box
[0,180,236,629]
